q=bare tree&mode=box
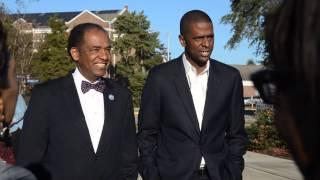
[1,1,39,93]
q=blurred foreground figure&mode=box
[251,0,320,179]
[0,20,36,180]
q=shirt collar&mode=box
[182,53,210,76]
[73,68,100,86]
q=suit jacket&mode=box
[16,72,138,180]
[138,57,248,180]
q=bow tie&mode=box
[81,80,106,93]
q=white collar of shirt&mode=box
[182,54,210,86]
[72,68,101,89]
[72,68,105,153]
[182,54,210,78]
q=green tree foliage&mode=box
[246,59,256,65]
[31,16,74,81]
[221,0,281,58]
[246,108,287,150]
[113,11,164,107]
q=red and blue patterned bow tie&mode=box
[81,80,106,93]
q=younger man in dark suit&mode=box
[17,23,138,180]
[138,10,248,180]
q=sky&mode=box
[4,0,262,65]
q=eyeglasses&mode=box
[251,69,278,104]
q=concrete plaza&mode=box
[137,151,303,180]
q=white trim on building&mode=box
[65,10,107,25]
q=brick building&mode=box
[10,6,128,50]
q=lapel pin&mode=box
[108,94,115,101]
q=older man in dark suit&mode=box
[16,23,138,180]
[138,10,248,180]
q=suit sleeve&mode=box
[119,93,138,180]
[137,68,161,180]
[225,71,248,180]
[16,85,49,168]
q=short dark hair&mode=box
[67,23,108,57]
[180,10,212,36]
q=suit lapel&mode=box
[173,58,201,135]
[201,60,220,133]
[61,73,95,154]
[96,79,117,155]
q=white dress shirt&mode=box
[183,54,210,167]
[73,68,105,153]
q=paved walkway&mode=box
[244,151,303,180]
[137,151,303,180]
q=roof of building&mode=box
[9,9,121,28]
[231,64,264,80]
